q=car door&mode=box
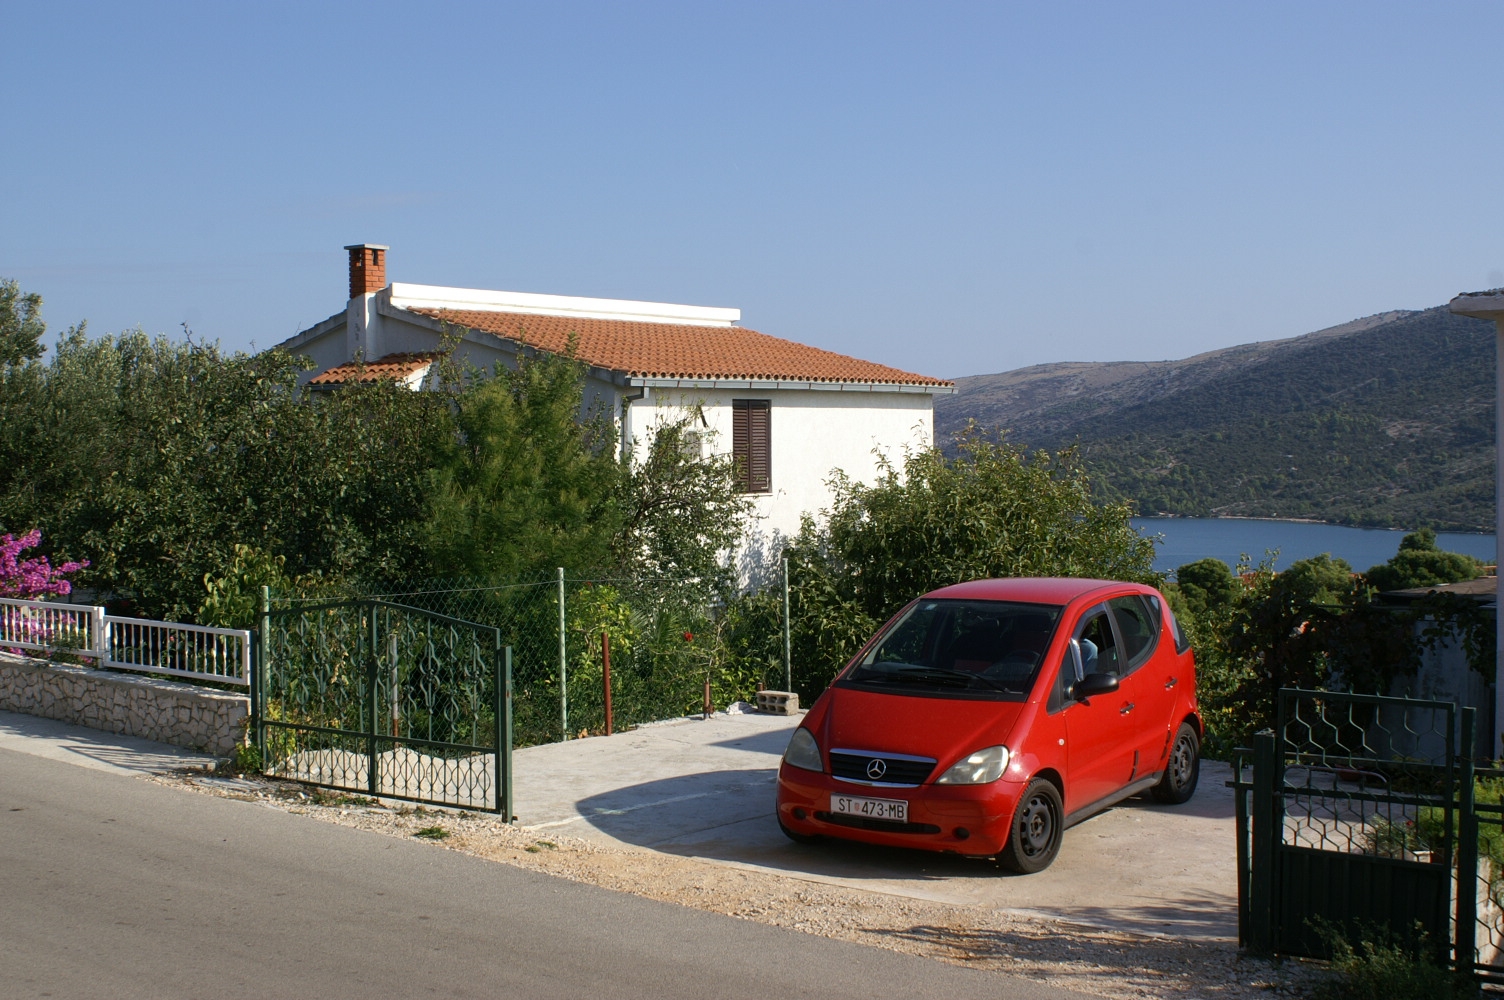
[1060,603,1139,812]
[1107,594,1177,781]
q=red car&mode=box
[775,578,1202,873]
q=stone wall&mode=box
[0,651,247,755]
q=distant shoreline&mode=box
[1135,514,1494,536]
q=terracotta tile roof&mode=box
[409,308,953,387]
[308,352,438,386]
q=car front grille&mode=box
[829,749,935,785]
[815,811,942,835]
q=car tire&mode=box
[779,817,822,845]
[1151,722,1200,805]
[999,778,1064,874]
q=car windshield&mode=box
[839,599,1063,701]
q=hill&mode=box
[934,307,1497,531]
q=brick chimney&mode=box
[344,244,389,299]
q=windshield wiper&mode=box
[887,664,1011,692]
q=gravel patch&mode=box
[156,768,1328,999]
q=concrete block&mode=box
[756,690,800,715]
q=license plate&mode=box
[830,794,908,823]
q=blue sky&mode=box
[5,2,1501,378]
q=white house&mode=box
[276,245,955,559]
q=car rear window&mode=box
[838,599,1063,701]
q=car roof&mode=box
[922,577,1151,605]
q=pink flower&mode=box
[0,530,88,600]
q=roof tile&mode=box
[308,352,438,386]
[409,308,952,387]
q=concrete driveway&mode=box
[512,710,1240,942]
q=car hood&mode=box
[816,685,1028,763]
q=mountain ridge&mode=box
[934,306,1496,531]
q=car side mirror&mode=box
[1073,672,1120,701]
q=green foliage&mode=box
[1222,554,1412,725]
[230,742,263,774]
[1171,538,1495,754]
[1173,557,1238,616]
[1409,776,1504,892]
[777,428,1159,697]
[1166,560,1259,755]
[413,826,450,840]
[1312,921,1476,1000]
[0,323,449,619]
[0,278,46,367]
[614,411,754,599]
[1365,528,1485,593]
[199,545,295,629]
[425,349,622,580]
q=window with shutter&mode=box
[732,399,771,493]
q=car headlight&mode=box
[935,746,1010,785]
[782,727,823,772]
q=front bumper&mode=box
[775,761,1022,856]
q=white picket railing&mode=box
[0,597,250,687]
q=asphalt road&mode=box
[0,745,1094,1000]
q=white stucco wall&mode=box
[622,388,936,569]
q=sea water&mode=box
[1133,517,1497,576]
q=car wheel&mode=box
[779,817,822,846]
[999,778,1064,874]
[1151,722,1200,805]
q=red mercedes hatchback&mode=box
[775,578,1201,873]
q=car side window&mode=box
[1047,640,1081,714]
[1108,595,1158,672]
[1073,607,1120,677]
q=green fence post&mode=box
[557,567,568,741]
[256,585,269,762]
[782,556,792,694]
[1249,730,1278,956]
[368,606,379,799]
[499,644,514,822]
[1456,707,1478,977]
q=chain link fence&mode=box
[274,571,790,748]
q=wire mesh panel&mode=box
[1237,690,1458,960]
[363,575,775,747]
[1277,690,1456,862]
[260,600,509,814]
[1463,767,1504,982]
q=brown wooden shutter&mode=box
[732,399,771,493]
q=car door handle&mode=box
[1120,702,1134,715]
[1165,677,1178,690]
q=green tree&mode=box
[1173,557,1238,616]
[424,349,623,580]
[614,412,754,598]
[1364,528,1484,592]
[0,278,46,367]
[777,427,1159,696]
[0,327,451,618]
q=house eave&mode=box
[625,377,956,395]
[1449,292,1504,321]
[276,308,347,353]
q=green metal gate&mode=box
[254,597,513,818]
[1233,689,1484,971]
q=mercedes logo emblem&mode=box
[866,758,888,780]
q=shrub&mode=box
[1312,921,1475,1000]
